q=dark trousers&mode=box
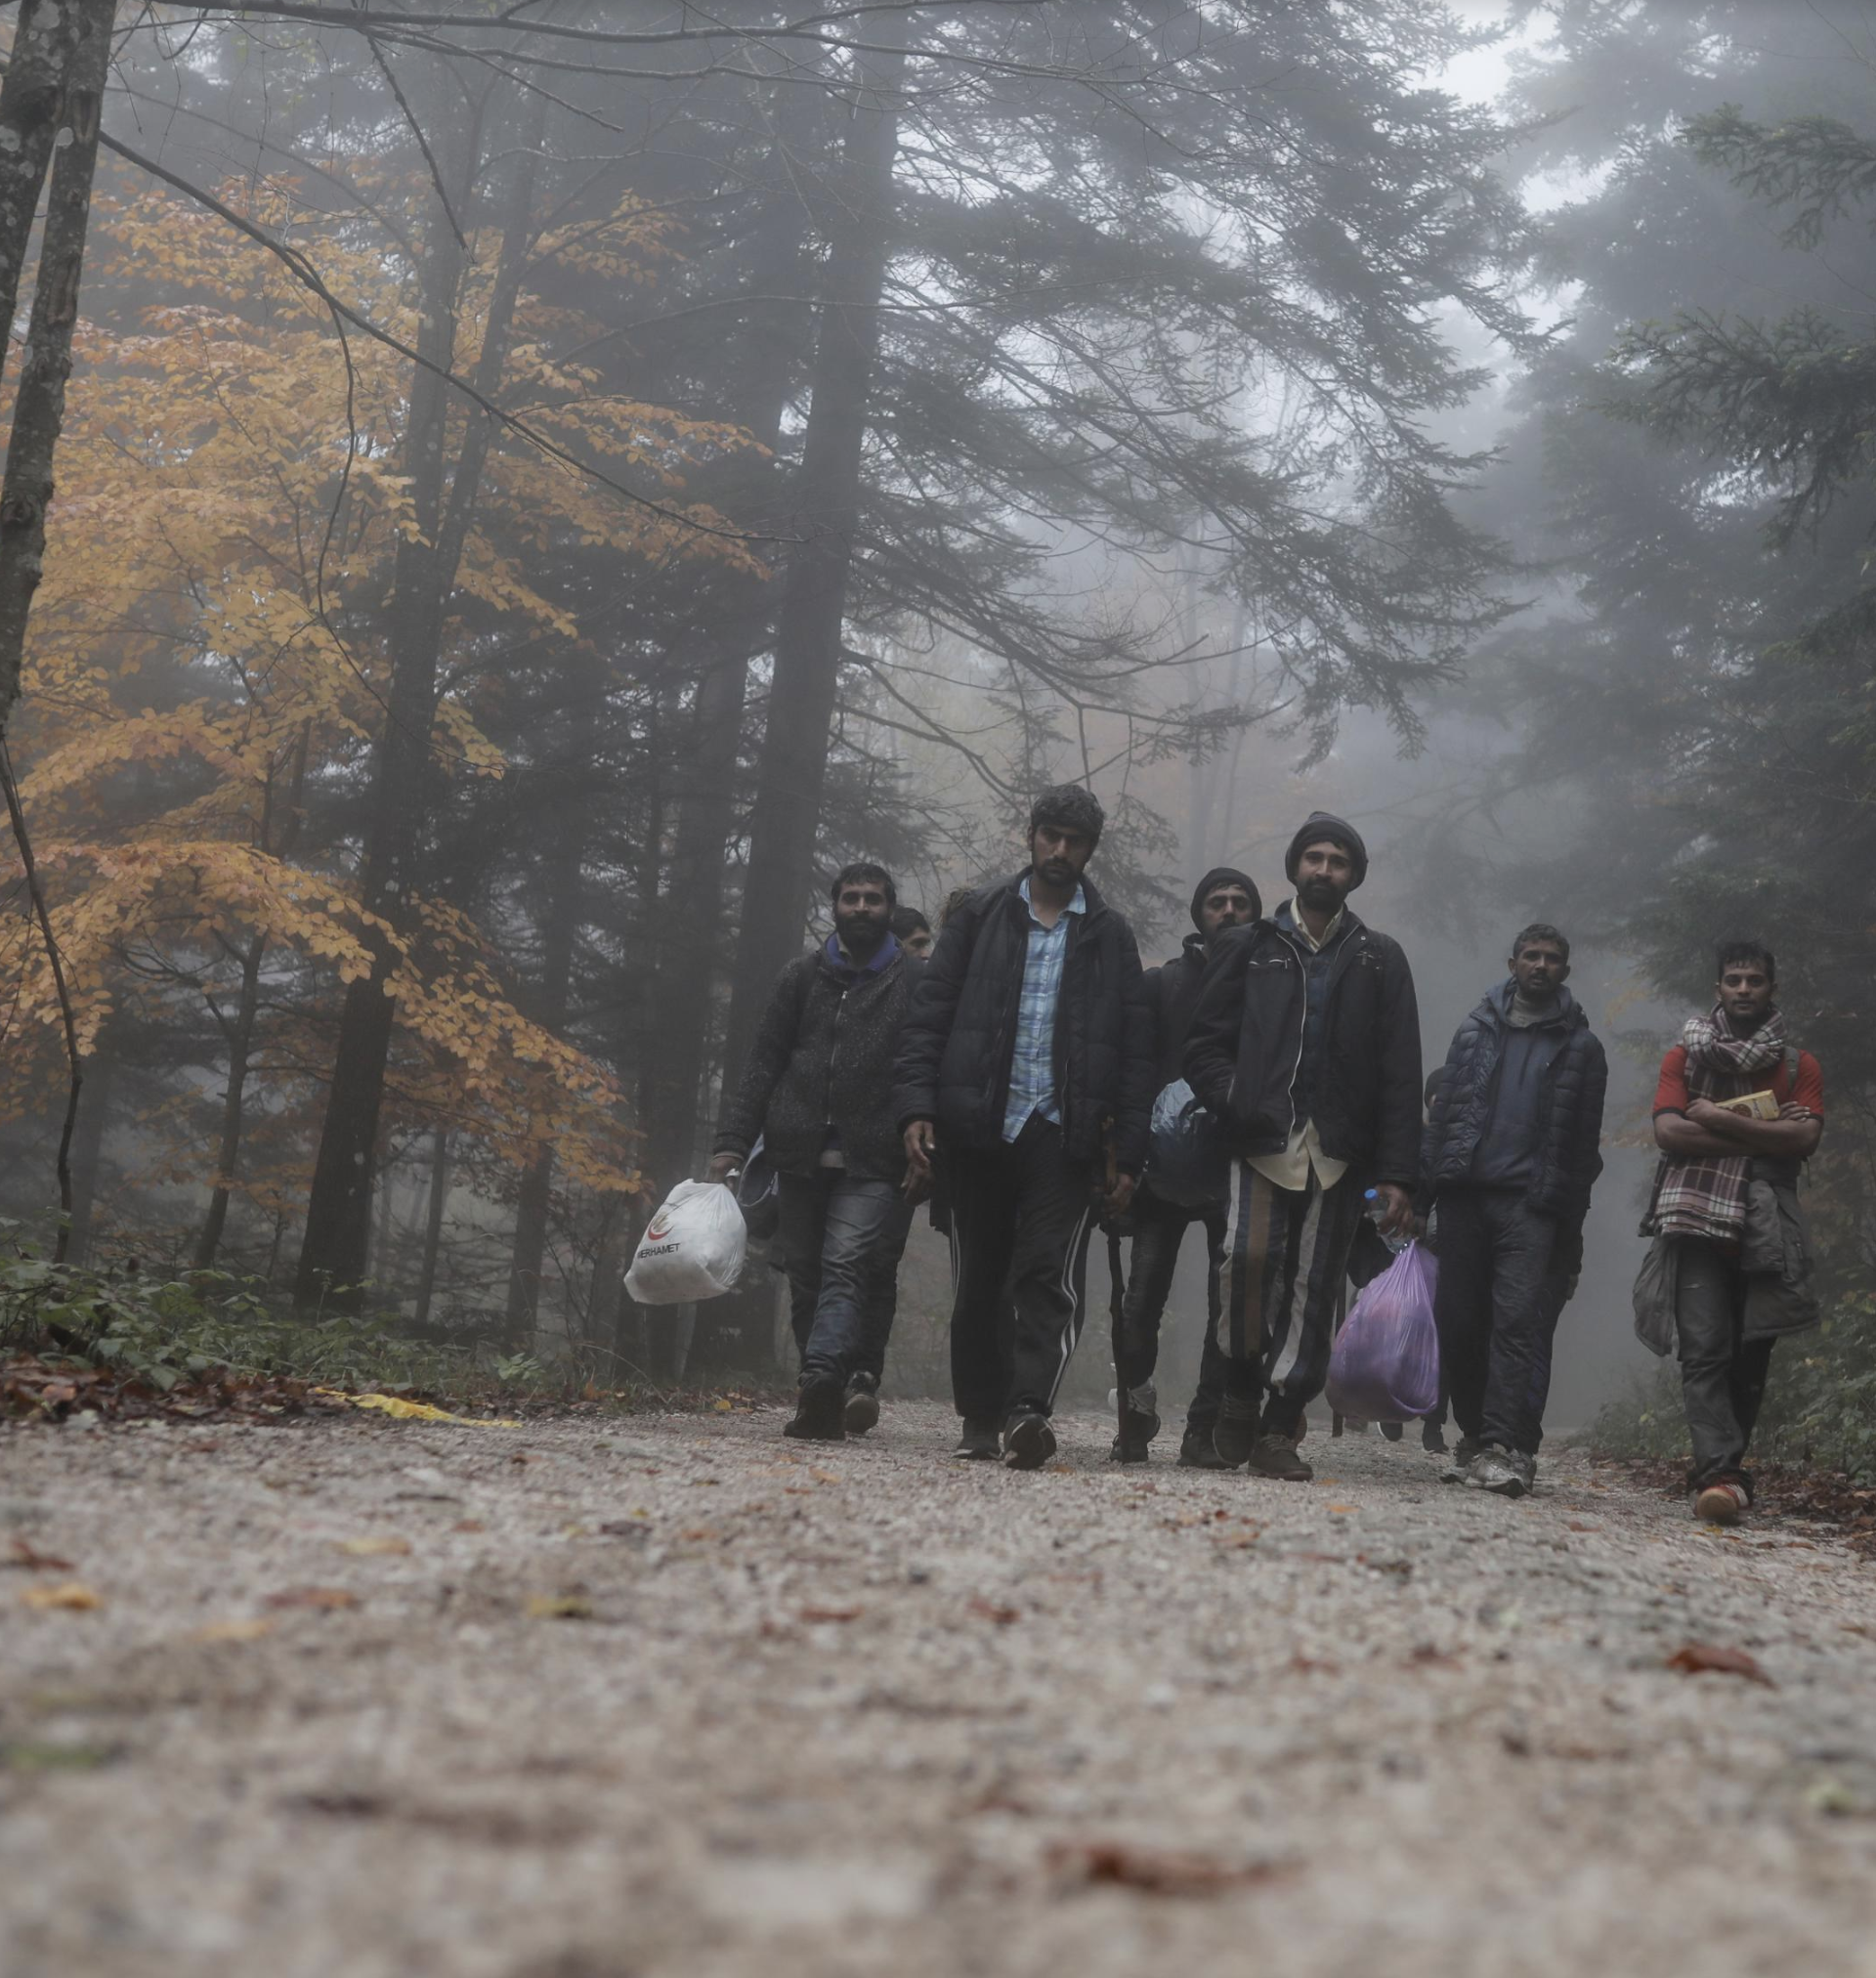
[1432,1189,1563,1456]
[777,1171,914,1389]
[1674,1236,1775,1493]
[1116,1192,1228,1434]
[1216,1162,1366,1437]
[945,1115,1097,1422]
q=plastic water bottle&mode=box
[1364,1187,1409,1254]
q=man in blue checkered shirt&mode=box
[895,786,1155,1469]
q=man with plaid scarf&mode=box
[1647,938,1823,1524]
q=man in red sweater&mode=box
[1647,939,1822,1524]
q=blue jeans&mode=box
[777,1172,914,1388]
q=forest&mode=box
[0,0,1868,1465]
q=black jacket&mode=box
[1147,933,1210,1088]
[1182,909,1423,1186]
[893,871,1154,1173]
[1422,980,1607,1226]
[713,937,914,1182]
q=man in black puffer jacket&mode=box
[1421,923,1607,1498]
[1184,812,1422,1481]
[712,862,918,1442]
[895,786,1152,1470]
[1112,866,1259,1467]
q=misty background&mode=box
[0,1,1868,1453]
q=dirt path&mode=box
[4,1400,1876,1978]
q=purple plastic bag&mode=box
[1325,1238,1440,1423]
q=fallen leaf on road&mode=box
[313,1389,517,1428]
[967,1597,1020,1625]
[451,1520,487,1533]
[1327,1504,1357,1514]
[1047,1839,1287,1897]
[809,1469,841,1484]
[1566,1522,1600,1533]
[264,1587,360,1611]
[1665,1642,1774,1687]
[335,1536,411,1558]
[800,1604,863,1623]
[712,1398,734,1412]
[192,1617,277,1644]
[5,1537,74,1571]
[526,1594,594,1620]
[22,1582,100,1612]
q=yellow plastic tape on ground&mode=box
[313,1389,518,1428]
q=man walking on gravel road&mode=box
[895,786,1153,1470]
[1422,924,1607,1499]
[1184,812,1421,1481]
[1112,866,1260,1468]
[1645,939,1822,1526]
[710,863,919,1442]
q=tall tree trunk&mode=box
[295,95,542,1309]
[64,1046,111,1267]
[502,823,583,1339]
[638,135,815,1196]
[718,32,907,1085]
[196,724,309,1269]
[0,0,115,734]
[0,0,96,420]
[412,1128,450,1328]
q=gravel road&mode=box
[4,1400,1875,1978]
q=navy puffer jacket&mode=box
[1422,981,1607,1226]
[893,872,1154,1173]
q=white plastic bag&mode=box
[624,1180,747,1305]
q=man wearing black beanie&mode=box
[1184,813,1422,1480]
[1112,867,1260,1465]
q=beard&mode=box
[837,911,887,958]
[1297,877,1344,912]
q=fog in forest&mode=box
[0,0,1868,1461]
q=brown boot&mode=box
[1248,1433,1313,1482]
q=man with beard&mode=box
[1184,813,1421,1480]
[1421,924,1607,1498]
[895,786,1152,1469]
[1112,867,1260,1466]
[710,862,918,1440]
[1646,939,1823,1525]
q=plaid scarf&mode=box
[1646,1006,1788,1243]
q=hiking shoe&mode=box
[1440,1436,1480,1484]
[952,1416,1002,1461]
[1177,1426,1236,1470]
[843,1373,880,1438]
[1213,1394,1260,1469]
[1694,1480,1750,1526]
[1248,1433,1313,1483]
[1467,1445,1533,1498]
[1421,1420,1449,1455]
[1379,1420,1404,1442]
[1002,1411,1057,1471]
[1107,1382,1160,1463]
[783,1378,846,1442]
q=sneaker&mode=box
[1214,1393,1259,1469]
[952,1416,1002,1461]
[1177,1426,1236,1470]
[1694,1480,1750,1526]
[1002,1411,1057,1471]
[1440,1436,1480,1484]
[1421,1420,1449,1455]
[1379,1420,1404,1442]
[783,1378,846,1441]
[1247,1432,1313,1483]
[1467,1445,1534,1498]
[843,1373,880,1438]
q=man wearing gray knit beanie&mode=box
[1182,812,1422,1480]
[894,784,1155,1470]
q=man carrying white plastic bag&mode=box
[625,1180,748,1305]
